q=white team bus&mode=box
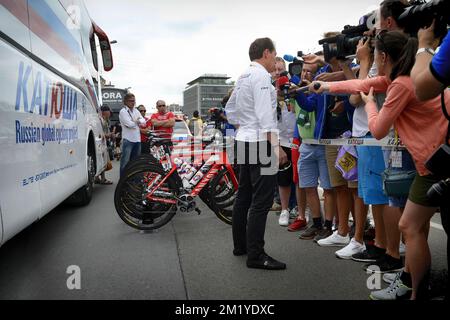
[0,0,114,247]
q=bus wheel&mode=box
[66,148,95,206]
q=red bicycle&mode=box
[114,134,239,230]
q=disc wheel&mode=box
[208,167,238,225]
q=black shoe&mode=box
[246,254,286,270]
[352,243,386,262]
[299,225,322,240]
[365,254,404,274]
[313,228,332,243]
[233,248,247,256]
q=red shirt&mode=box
[151,112,175,139]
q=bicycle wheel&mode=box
[208,167,237,225]
[114,163,178,230]
[122,154,160,175]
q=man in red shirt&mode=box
[151,100,175,140]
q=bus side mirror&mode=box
[93,22,113,72]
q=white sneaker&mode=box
[279,210,290,227]
[399,242,406,256]
[335,238,366,259]
[370,272,412,300]
[383,272,401,284]
[317,231,350,247]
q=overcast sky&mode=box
[85,0,380,112]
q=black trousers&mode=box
[232,141,277,261]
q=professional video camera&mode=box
[398,0,449,38]
[283,51,304,77]
[318,11,376,61]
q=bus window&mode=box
[0,0,32,51]
[28,0,85,81]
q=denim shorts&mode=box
[382,148,416,208]
[298,144,332,190]
[356,141,388,205]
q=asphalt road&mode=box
[0,163,447,300]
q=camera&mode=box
[318,11,376,61]
[286,52,304,77]
[427,178,450,205]
[425,144,450,204]
[398,0,449,38]
[425,144,450,177]
[319,32,366,62]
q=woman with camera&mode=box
[310,30,450,300]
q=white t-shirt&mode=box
[278,105,296,148]
[352,61,387,138]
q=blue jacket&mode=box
[295,65,354,139]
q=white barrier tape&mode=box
[301,137,406,148]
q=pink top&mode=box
[329,76,450,176]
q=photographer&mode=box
[221,91,236,137]
[310,30,450,300]
[337,0,413,296]
[411,20,450,301]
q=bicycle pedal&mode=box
[195,208,201,215]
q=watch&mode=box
[416,47,435,56]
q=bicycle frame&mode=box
[144,142,239,206]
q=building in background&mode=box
[168,103,183,113]
[183,74,234,118]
